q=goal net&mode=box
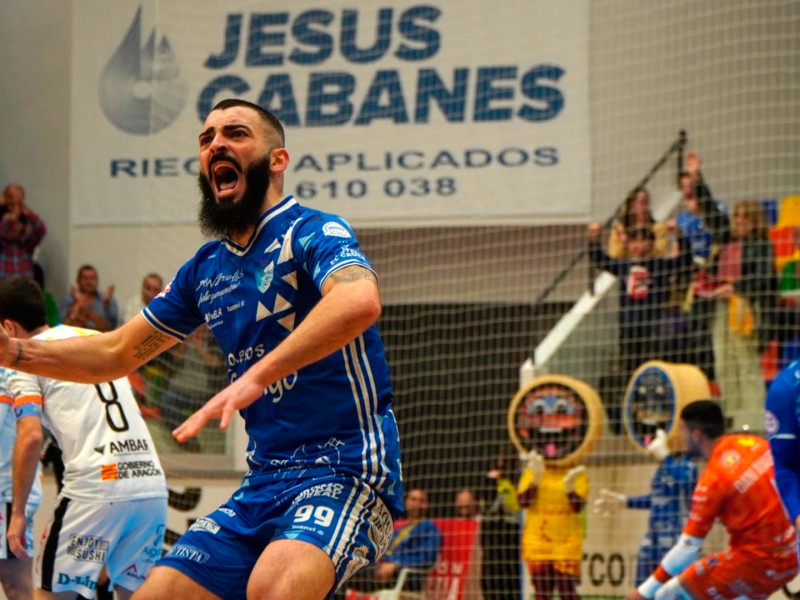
[64,0,800,596]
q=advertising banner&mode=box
[71,1,590,227]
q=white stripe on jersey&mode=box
[351,336,386,488]
[331,481,376,573]
[142,309,187,341]
[342,343,373,484]
[327,481,361,563]
[346,337,382,486]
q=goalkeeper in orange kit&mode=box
[625,400,798,600]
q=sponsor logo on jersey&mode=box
[733,450,772,494]
[108,438,151,454]
[117,460,163,479]
[156,280,173,299]
[332,248,366,262]
[58,573,98,590]
[189,517,220,535]
[169,544,210,564]
[322,222,351,238]
[292,482,345,505]
[218,507,236,518]
[227,344,266,367]
[227,300,245,313]
[101,464,119,481]
[67,535,109,563]
[121,563,146,582]
[764,410,779,436]
[196,270,244,306]
[266,372,298,404]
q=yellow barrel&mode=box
[508,374,605,467]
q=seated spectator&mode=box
[588,221,693,423]
[376,488,441,588]
[707,200,778,428]
[454,488,481,519]
[0,183,47,281]
[58,264,119,331]
[124,272,164,321]
[608,188,670,259]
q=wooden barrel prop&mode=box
[622,360,711,453]
[508,375,605,467]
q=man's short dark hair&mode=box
[211,99,285,147]
[77,264,96,279]
[681,399,725,440]
[0,277,47,332]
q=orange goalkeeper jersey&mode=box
[684,434,796,558]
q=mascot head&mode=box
[509,376,603,467]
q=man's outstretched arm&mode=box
[0,314,178,383]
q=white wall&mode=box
[0,2,72,300]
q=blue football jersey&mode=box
[765,360,800,522]
[627,453,698,534]
[144,196,403,515]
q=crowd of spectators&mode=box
[0,181,227,455]
[588,150,784,429]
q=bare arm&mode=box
[0,314,178,383]
[9,416,43,558]
[173,265,382,440]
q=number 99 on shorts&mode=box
[295,177,457,201]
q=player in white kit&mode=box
[0,278,167,600]
[0,363,42,600]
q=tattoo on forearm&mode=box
[330,266,377,284]
[10,342,23,368]
[133,331,170,361]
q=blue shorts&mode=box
[157,474,394,600]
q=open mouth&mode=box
[211,161,241,198]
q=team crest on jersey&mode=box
[257,262,274,293]
[721,450,740,466]
[322,222,351,238]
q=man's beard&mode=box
[198,156,270,239]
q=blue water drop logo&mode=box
[98,6,187,135]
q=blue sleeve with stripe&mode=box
[293,214,375,292]
[766,372,800,522]
[627,494,652,510]
[143,249,208,341]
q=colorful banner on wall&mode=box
[71,1,590,227]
